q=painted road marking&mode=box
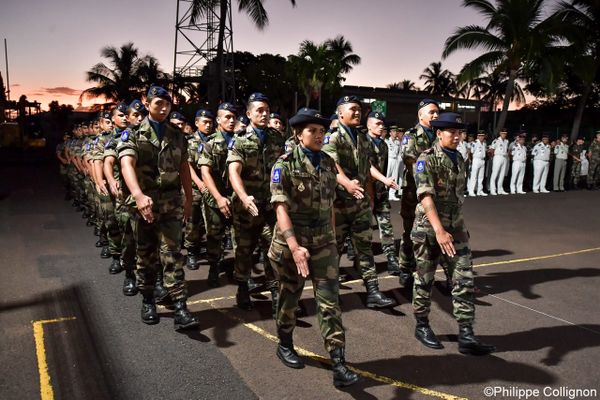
[32,317,77,400]
[209,302,467,400]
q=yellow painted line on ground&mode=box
[32,316,77,400]
[209,302,466,400]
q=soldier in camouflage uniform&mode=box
[184,109,212,269]
[269,108,359,388]
[398,99,440,288]
[322,95,397,309]
[569,137,585,189]
[227,92,285,314]
[118,86,199,330]
[198,102,237,287]
[411,113,495,355]
[587,132,600,190]
[365,111,401,275]
[56,134,71,199]
[91,109,124,274]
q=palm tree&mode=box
[470,71,526,111]
[443,0,556,134]
[388,80,419,91]
[325,35,361,86]
[81,43,165,103]
[190,0,296,102]
[553,0,600,141]
[295,40,335,109]
[419,61,456,96]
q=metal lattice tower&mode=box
[173,0,236,105]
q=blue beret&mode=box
[116,102,128,114]
[269,112,281,120]
[430,112,465,129]
[367,111,386,122]
[336,95,361,107]
[289,108,330,128]
[195,109,215,119]
[238,115,250,125]
[170,111,186,121]
[247,92,269,105]
[128,99,147,114]
[147,85,172,103]
[218,102,236,112]
[418,98,439,110]
[330,113,338,121]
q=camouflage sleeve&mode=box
[187,138,197,163]
[402,132,417,165]
[414,154,436,199]
[103,138,118,159]
[270,160,291,206]
[89,138,105,161]
[226,136,245,166]
[116,131,137,159]
[197,141,213,168]
[321,132,339,163]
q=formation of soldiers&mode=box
[56,89,599,387]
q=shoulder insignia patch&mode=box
[198,143,204,154]
[227,138,235,150]
[121,130,129,141]
[324,136,330,144]
[105,139,113,149]
[402,135,409,145]
[416,160,425,173]
[272,168,282,183]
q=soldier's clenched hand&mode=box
[135,193,154,223]
[292,246,311,278]
[217,196,231,218]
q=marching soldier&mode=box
[489,129,509,195]
[127,99,146,128]
[532,134,551,193]
[587,131,600,190]
[569,137,586,189]
[269,112,284,136]
[169,111,186,130]
[322,95,397,309]
[510,134,527,194]
[411,113,495,355]
[269,108,358,387]
[118,85,199,330]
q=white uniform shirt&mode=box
[386,138,401,160]
[532,142,551,161]
[554,142,569,160]
[511,143,527,162]
[490,137,509,157]
[457,141,469,161]
[470,140,487,160]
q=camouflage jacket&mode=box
[366,134,389,203]
[321,123,374,206]
[402,123,436,188]
[187,131,211,190]
[414,143,466,233]
[284,136,297,154]
[117,117,188,212]
[226,125,285,205]
[197,130,235,208]
[90,130,113,161]
[589,141,600,161]
[570,143,584,162]
[104,127,134,187]
[270,144,337,247]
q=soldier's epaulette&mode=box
[278,152,291,161]
[422,147,435,155]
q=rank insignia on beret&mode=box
[135,103,141,110]
[416,160,425,173]
[197,143,204,154]
[315,113,321,118]
[402,136,409,145]
[121,130,129,141]
[227,138,235,150]
[343,96,350,102]
[272,168,281,183]
[324,136,330,144]
[151,87,158,95]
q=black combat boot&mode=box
[122,272,138,296]
[223,233,233,250]
[276,330,304,369]
[141,295,159,325]
[415,316,443,349]
[207,262,220,287]
[458,323,496,355]
[364,279,396,308]
[86,218,95,227]
[186,251,199,270]
[269,284,279,320]
[100,246,111,259]
[398,269,414,289]
[345,236,355,260]
[236,280,253,310]
[93,226,100,237]
[109,256,124,274]
[154,270,170,304]
[247,277,262,293]
[95,239,105,248]
[382,244,401,276]
[173,300,200,331]
[330,348,359,388]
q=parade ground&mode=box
[1,158,600,400]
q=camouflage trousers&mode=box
[132,209,187,301]
[115,200,135,272]
[399,184,418,271]
[571,162,581,186]
[98,192,122,256]
[202,200,232,264]
[231,198,277,286]
[334,199,377,281]
[411,228,475,324]
[269,236,344,352]
[183,189,206,254]
[588,160,600,187]
[373,197,395,251]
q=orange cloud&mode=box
[43,87,81,96]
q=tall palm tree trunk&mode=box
[217,0,227,101]
[570,81,592,142]
[495,69,517,134]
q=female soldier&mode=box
[268,108,359,387]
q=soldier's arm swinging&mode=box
[201,165,231,218]
[180,159,194,223]
[369,165,399,190]
[93,160,109,195]
[333,162,364,199]
[420,194,455,257]
[120,155,154,223]
[274,203,310,278]
[228,161,259,216]
[103,156,121,197]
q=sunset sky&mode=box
[1,0,490,110]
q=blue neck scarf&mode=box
[372,136,383,146]
[197,130,208,142]
[222,130,234,147]
[421,124,435,144]
[301,146,321,171]
[149,118,165,141]
[442,147,459,166]
[253,127,266,145]
[341,123,357,146]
